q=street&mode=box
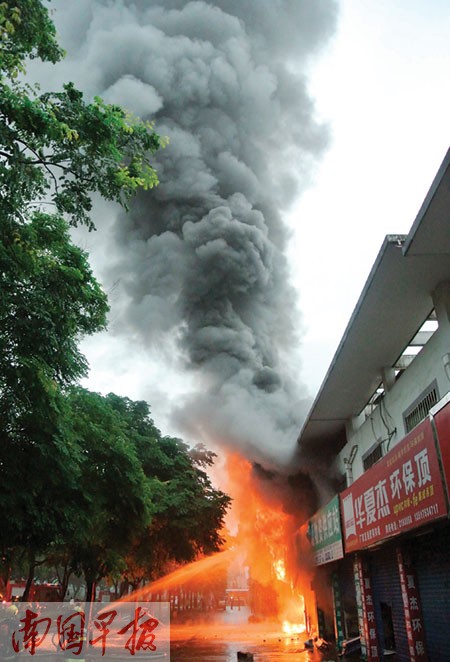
[169,607,346,661]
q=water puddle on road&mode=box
[169,607,337,661]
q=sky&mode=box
[287,0,450,392]
[36,0,450,467]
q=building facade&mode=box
[299,148,450,661]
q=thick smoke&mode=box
[43,0,338,469]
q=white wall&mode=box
[336,320,450,483]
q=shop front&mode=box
[308,495,350,646]
[409,394,450,658]
[339,411,450,661]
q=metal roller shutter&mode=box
[412,525,450,658]
[370,546,409,661]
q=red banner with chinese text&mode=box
[353,554,380,661]
[341,417,448,553]
[396,546,428,661]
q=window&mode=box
[403,381,439,433]
[362,442,384,471]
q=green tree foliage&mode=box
[0,215,106,589]
[61,388,153,602]
[46,390,230,599]
[105,394,231,584]
[0,213,107,408]
[0,0,163,589]
[0,1,230,600]
[0,0,63,78]
[0,0,163,229]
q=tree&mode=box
[0,216,105,589]
[62,388,153,603]
[0,0,163,424]
[0,1,229,600]
[0,0,163,589]
[41,391,230,601]
[0,0,163,230]
[105,395,231,587]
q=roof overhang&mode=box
[298,147,450,457]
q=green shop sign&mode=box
[308,495,344,565]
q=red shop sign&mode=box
[397,546,428,660]
[341,417,448,552]
[354,555,380,660]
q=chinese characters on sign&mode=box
[353,554,380,661]
[341,418,448,552]
[308,495,344,565]
[331,572,345,650]
[397,547,428,661]
[0,602,170,660]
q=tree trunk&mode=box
[59,567,70,601]
[0,548,14,596]
[85,577,95,603]
[21,553,36,602]
[120,578,130,597]
[112,578,120,600]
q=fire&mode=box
[223,453,315,634]
[282,620,307,635]
[122,452,316,641]
[273,559,287,582]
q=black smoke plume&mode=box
[40,0,338,470]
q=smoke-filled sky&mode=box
[29,1,449,473]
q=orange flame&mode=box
[221,453,315,632]
[273,559,287,582]
[282,620,307,635]
[121,452,316,639]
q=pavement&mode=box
[169,606,363,661]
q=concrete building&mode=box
[299,148,450,660]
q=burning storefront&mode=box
[122,454,319,642]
